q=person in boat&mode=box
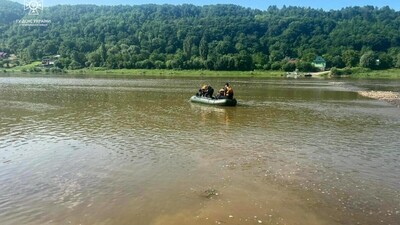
[215,88,225,99]
[197,84,207,97]
[197,84,214,98]
[223,83,234,99]
[206,85,214,98]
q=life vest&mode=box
[225,86,233,95]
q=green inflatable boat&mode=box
[190,95,237,106]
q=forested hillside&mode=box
[1,0,400,71]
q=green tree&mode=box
[183,36,194,59]
[301,51,317,63]
[376,53,393,70]
[199,36,208,60]
[342,50,359,67]
[215,55,235,70]
[87,51,102,67]
[269,50,284,63]
[395,53,400,68]
[271,62,282,70]
[282,62,296,72]
[1,3,400,71]
[235,51,253,71]
[69,60,82,70]
[100,44,107,66]
[359,51,376,69]
[296,61,316,72]
[253,52,268,69]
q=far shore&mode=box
[3,67,284,78]
[2,66,400,79]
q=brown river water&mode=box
[0,76,399,225]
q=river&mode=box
[0,76,399,225]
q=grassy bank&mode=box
[3,63,400,79]
[65,68,284,78]
[331,67,400,79]
[3,61,42,71]
[348,68,400,79]
[3,65,283,78]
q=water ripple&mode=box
[1,77,399,225]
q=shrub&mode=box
[330,67,363,76]
[263,63,271,70]
[30,67,42,72]
[271,62,282,70]
[282,62,296,72]
[50,67,61,73]
[296,61,317,72]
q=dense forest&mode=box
[1,0,400,71]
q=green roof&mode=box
[313,56,326,64]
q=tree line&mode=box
[1,0,400,71]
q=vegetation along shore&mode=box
[1,1,400,78]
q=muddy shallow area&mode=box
[0,77,399,225]
[358,91,400,107]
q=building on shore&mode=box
[312,56,326,71]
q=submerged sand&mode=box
[358,91,400,107]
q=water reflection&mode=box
[190,103,235,126]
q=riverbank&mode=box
[331,67,400,79]
[350,69,400,79]
[3,65,400,79]
[68,68,286,78]
[3,66,282,78]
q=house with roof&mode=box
[41,55,60,67]
[42,58,54,66]
[312,56,326,71]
